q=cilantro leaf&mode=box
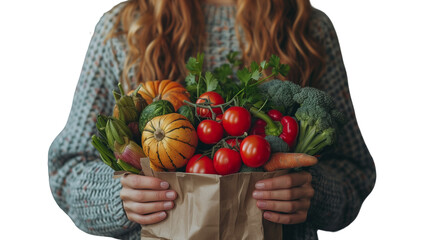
[260,60,268,70]
[227,51,242,67]
[268,55,280,70]
[204,72,218,92]
[237,68,252,86]
[278,64,290,77]
[186,53,204,75]
[251,70,261,81]
[185,73,196,86]
[213,64,232,83]
[267,54,290,77]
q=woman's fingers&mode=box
[119,175,177,225]
[120,188,177,202]
[255,171,312,190]
[121,174,170,190]
[252,171,314,225]
[256,198,311,213]
[123,200,175,215]
[126,211,168,225]
[252,183,314,201]
[263,211,308,225]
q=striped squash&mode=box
[142,113,198,171]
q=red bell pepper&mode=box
[249,107,299,150]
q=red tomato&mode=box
[222,106,251,136]
[213,148,242,175]
[240,135,271,168]
[196,91,225,118]
[197,120,224,144]
[186,154,217,174]
[267,109,283,121]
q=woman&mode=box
[48,0,376,239]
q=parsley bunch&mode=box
[184,52,290,108]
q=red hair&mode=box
[109,0,325,88]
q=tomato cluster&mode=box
[186,92,271,175]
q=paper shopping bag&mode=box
[139,157,287,240]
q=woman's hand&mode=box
[252,171,314,224]
[120,174,177,225]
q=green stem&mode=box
[249,107,282,136]
[117,159,140,174]
[92,135,122,171]
[206,132,248,159]
[197,72,202,97]
[184,98,235,120]
[132,84,142,95]
[113,91,121,102]
[294,126,317,154]
[250,72,276,87]
[118,82,125,96]
[230,72,276,101]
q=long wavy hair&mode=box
[108,0,325,89]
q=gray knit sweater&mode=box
[48,2,376,239]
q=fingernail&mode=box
[164,201,173,209]
[158,211,166,218]
[166,191,176,199]
[160,181,169,189]
[255,183,265,189]
[264,212,272,219]
[257,201,267,208]
[253,191,263,198]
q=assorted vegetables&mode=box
[91,52,344,176]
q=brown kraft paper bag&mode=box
[138,157,288,240]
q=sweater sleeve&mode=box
[304,9,376,231]
[48,5,140,238]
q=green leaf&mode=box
[186,53,204,75]
[227,51,242,67]
[267,54,290,77]
[237,68,252,86]
[251,70,262,81]
[186,57,198,74]
[250,61,259,72]
[260,60,268,70]
[268,55,280,68]
[197,52,205,70]
[213,64,233,83]
[185,73,197,86]
[204,72,218,92]
[278,64,290,77]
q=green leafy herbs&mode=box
[184,51,290,108]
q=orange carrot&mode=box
[263,152,318,172]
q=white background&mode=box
[0,0,428,239]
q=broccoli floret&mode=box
[292,87,344,155]
[293,87,335,111]
[258,79,301,115]
[265,135,289,153]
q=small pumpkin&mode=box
[138,80,190,111]
[142,113,198,171]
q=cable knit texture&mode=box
[48,2,375,240]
